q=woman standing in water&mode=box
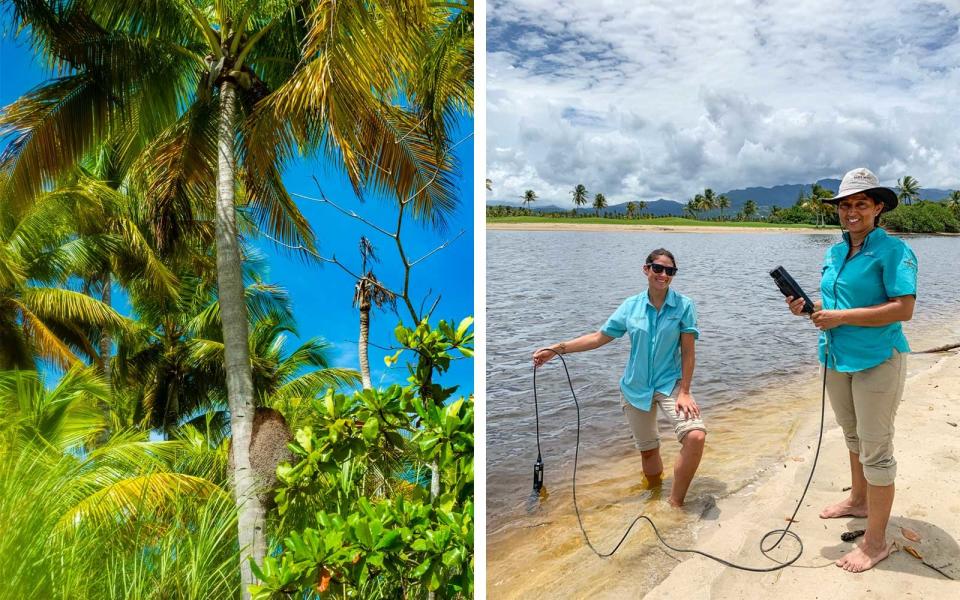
[787,167,917,573]
[533,248,706,507]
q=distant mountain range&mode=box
[488,179,956,217]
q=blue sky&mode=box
[487,0,960,207]
[1,22,474,396]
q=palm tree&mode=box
[353,237,396,390]
[637,200,647,218]
[593,193,607,217]
[0,366,236,598]
[685,198,700,219]
[897,175,921,206]
[948,190,960,218]
[521,189,537,210]
[572,184,589,213]
[3,3,469,590]
[702,188,718,217]
[743,199,758,221]
[0,189,129,371]
[717,194,730,221]
[626,201,637,219]
[802,183,836,228]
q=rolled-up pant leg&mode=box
[851,350,907,486]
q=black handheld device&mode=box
[770,266,814,314]
[533,455,544,492]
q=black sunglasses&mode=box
[645,263,678,276]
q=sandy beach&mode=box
[486,222,835,234]
[643,346,960,600]
[487,329,960,599]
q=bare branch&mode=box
[409,229,465,267]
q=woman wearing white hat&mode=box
[786,167,918,573]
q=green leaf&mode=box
[362,417,380,441]
[456,316,474,338]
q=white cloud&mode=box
[487,0,960,206]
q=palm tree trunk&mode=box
[215,80,263,598]
[359,301,372,390]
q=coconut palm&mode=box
[3,2,468,589]
[572,184,589,212]
[896,175,921,206]
[0,366,236,598]
[521,189,537,210]
[685,198,699,219]
[802,183,836,228]
[948,190,960,218]
[626,201,637,219]
[353,237,395,390]
[717,194,730,221]
[637,200,647,218]
[0,188,130,371]
[743,199,758,221]
[702,188,718,216]
[593,193,607,216]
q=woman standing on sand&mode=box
[533,248,706,507]
[786,167,917,574]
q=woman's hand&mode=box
[675,391,700,420]
[811,309,846,331]
[786,295,808,316]
[533,347,558,368]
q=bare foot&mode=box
[836,540,894,572]
[819,497,868,519]
[668,496,683,508]
[643,472,663,488]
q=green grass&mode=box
[486,216,838,229]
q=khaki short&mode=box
[620,384,707,451]
[825,349,907,486]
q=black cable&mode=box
[533,347,828,571]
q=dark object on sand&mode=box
[842,486,852,492]
[841,529,865,542]
[914,342,960,353]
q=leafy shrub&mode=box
[882,202,960,233]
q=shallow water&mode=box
[485,230,960,597]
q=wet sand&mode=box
[487,326,960,599]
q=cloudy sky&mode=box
[487,0,960,207]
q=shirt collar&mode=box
[642,288,677,309]
[842,226,885,249]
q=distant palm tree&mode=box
[896,176,921,205]
[572,184,589,212]
[637,200,647,218]
[593,193,607,217]
[948,190,960,218]
[743,199,758,221]
[702,189,718,216]
[521,189,537,210]
[717,195,730,221]
[802,183,835,228]
[626,202,637,219]
[685,198,699,219]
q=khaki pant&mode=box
[825,350,907,486]
[620,384,707,451]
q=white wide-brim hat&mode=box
[824,167,898,212]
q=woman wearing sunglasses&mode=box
[533,248,706,507]
[786,168,917,573]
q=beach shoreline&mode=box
[644,346,960,599]
[487,222,837,234]
[486,323,960,599]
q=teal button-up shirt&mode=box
[818,227,918,372]
[601,288,700,411]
